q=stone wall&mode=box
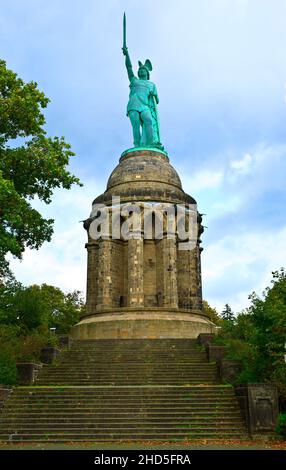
[85,234,203,314]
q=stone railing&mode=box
[0,387,12,409]
[16,363,43,385]
[15,335,72,385]
[197,333,280,437]
[235,383,279,438]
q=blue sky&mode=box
[2,0,286,313]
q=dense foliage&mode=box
[277,413,286,438]
[215,269,286,405]
[0,59,81,277]
[0,276,84,384]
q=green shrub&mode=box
[18,328,59,362]
[276,413,286,438]
[0,350,18,385]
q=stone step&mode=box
[0,424,246,433]
[1,409,242,417]
[38,370,217,375]
[0,435,247,443]
[77,344,204,346]
[2,401,240,410]
[7,395,235,402]
[59,354,207,357]
[2,406,240,414]
[37,370,217,373]
[11,386,232,392]
[0,429,247,440]
[42,363,214,368]
[38,373,218,376]
[5,394,237,401]
[55,362,208,367]
[0,338,247,442]
[37,375,218,379]
[0,416,243,426]
[34,380,220,387]
[35,382,220,386]
[39,367,217,372]
[11,385,230,389]
[70,341,200,346]
[0,403,243,414]
[66,351,205,354]
[36,375,219,379]
[37,376,219,381]
[4,403,237,410]
[2,397,240,406]
[36,374,218,380]
[37,375,219,380]
[0,415,245,424]
[9,394,232,401]
[11,387,232,393]
[70,346,202,349]
[0,426,246,435]
[67,353,206,356]
[68,351,205,355]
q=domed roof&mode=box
[93,149,196,206]
[107,150,182,190]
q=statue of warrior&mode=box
[122,14,162,149]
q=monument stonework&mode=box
[71,15,216,340]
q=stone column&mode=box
[161,236,178,308]
[127,235,144,307]
[189,245,201,310]
[96,238,113,309]
[85,242,99,314]
[177,243,201,310]
[197,246,203,309]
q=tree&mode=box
[247,269,286,395]
[0,59,81,277]
[40,284,83,333]
[202,300,222,325]
[216,269,286,403]
[221,303,235,321]
[0,279,83,333]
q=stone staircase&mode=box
[0,339,247,442]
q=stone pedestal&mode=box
[235,383,279,437]
[71,309,217,340]
[16,363,42,385]
[40,347,60,364]
[206,345,226,363]
[197,333,215,346]
[0,387,12,408]
[219,359,242,382]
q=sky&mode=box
[2,0,286,313]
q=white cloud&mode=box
[230,153,253,173]
[182,169,224,192]
[203,225,286,312]
[8,177,105,296]
[9,226,86,294]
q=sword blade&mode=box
[123,12,126,48]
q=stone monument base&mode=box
[71,309,217,340]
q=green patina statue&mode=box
[122,13,163,150]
